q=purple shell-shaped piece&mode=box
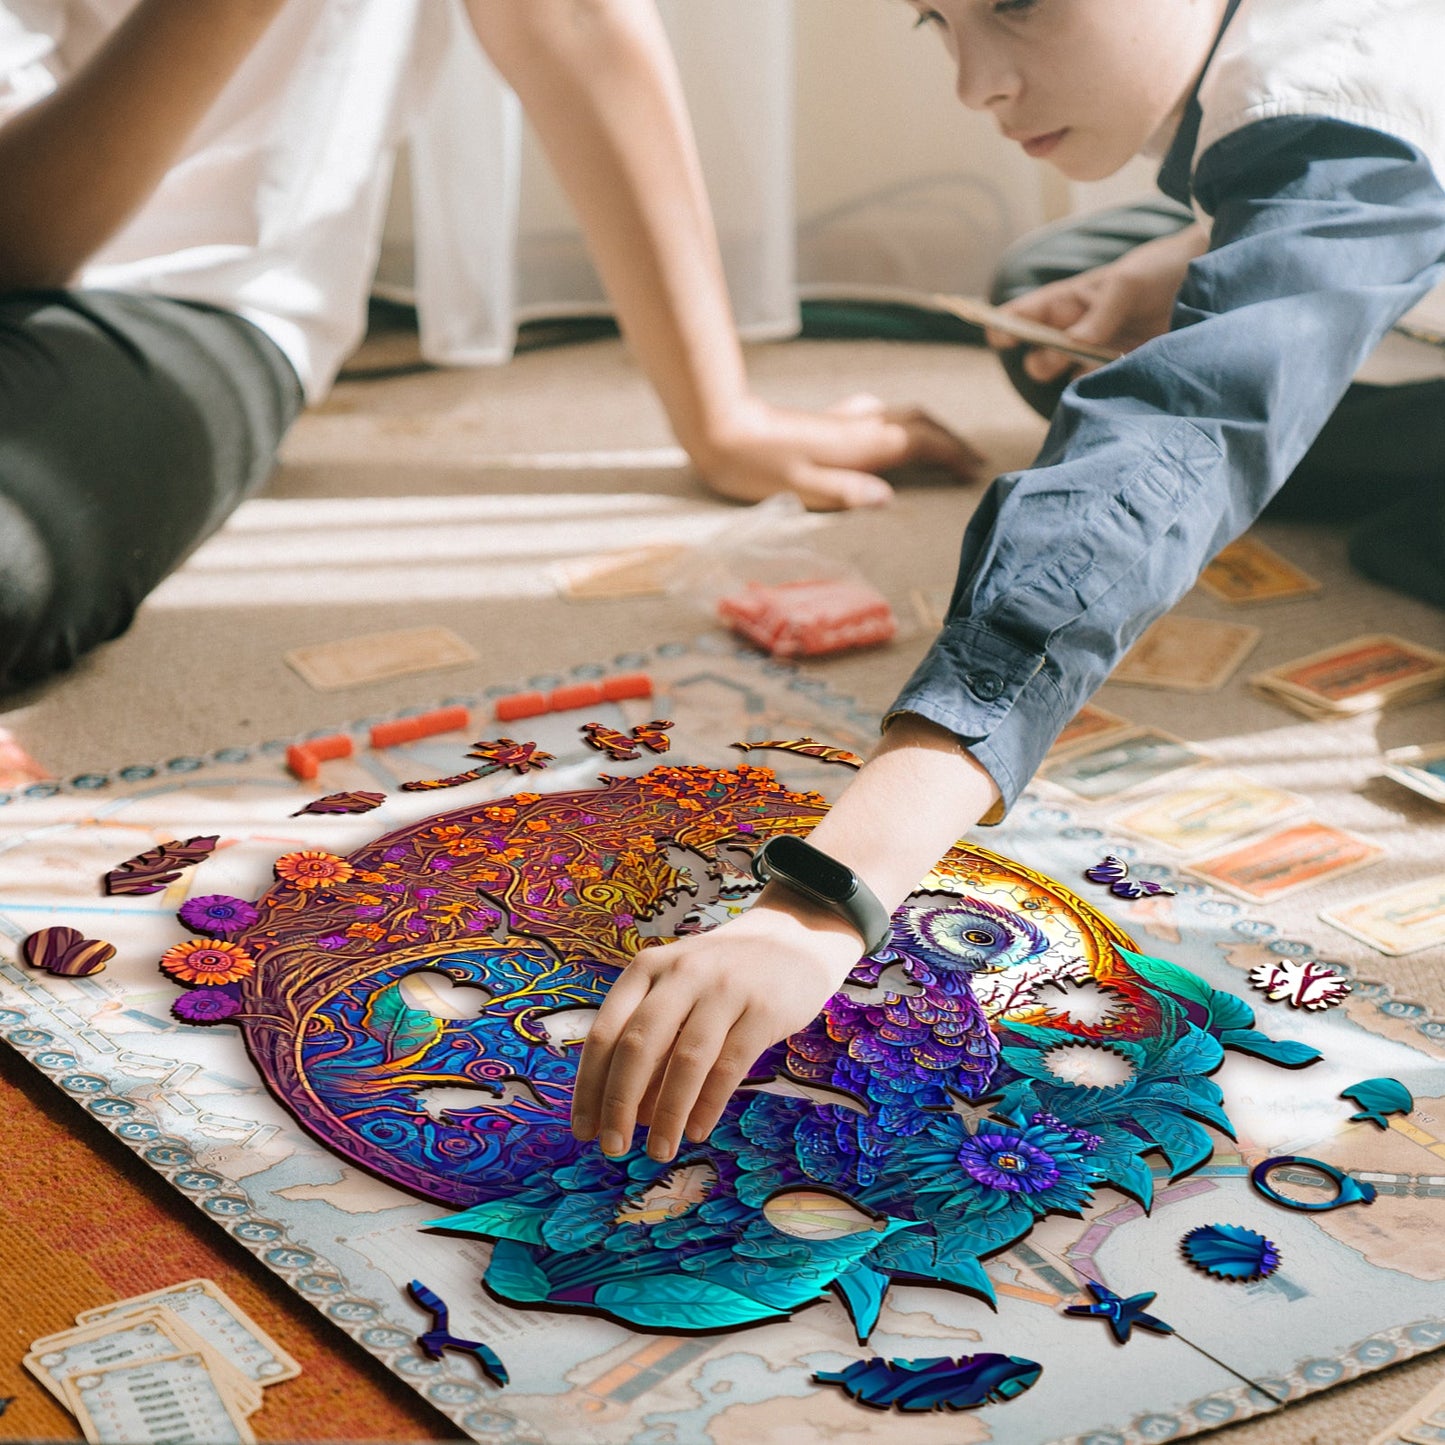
[22,926,85,971]
[105,835,219,895]
[292,790,386,816]
[22,926,115,976]
[1084,855,1129,886]
[1109,879,1175,899]
[178,894,262,937]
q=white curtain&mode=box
[378,0,1158,366]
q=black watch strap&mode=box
[750,834,893,957]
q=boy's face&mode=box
[907,0,1230,181]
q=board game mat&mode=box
[1,638,1441,1445]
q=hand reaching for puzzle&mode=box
[570,895,865,1162]
[691,393,985,511]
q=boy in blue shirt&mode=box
[574,0,1445,1162]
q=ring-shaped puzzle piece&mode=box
[1250,1155,1376,1213]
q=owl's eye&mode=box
[963,929,996,945]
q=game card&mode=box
[77,1279,301,1386]
[553,543,687,600]
[284,626,478,691]
[1320,873,1445,957]
[1046,703,1133,758]
[1110,615,1261,692]
[1185,821,1384,902]
[1039,728,1209,801]
[932,292,1122,363]
[26,1309,258,1415]
[1251,634,1445,716]
[62,1353,255,1445]
[1382,740,1445,805]
[1196,536,1322,604]
[1113,775,1305,853]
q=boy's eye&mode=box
[913,8,944,27]
[993,0,1040,13]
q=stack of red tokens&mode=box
[717,578,897,658]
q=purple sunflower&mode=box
[172,988,242,1024]
[178,894,260,938]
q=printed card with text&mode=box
[1046,702,1133,758]
[284,626,478,691]
[1185,820,1384,903]
[1110,614,1262,692]
[62,1354,255,1445]
[1320,873,1445,957]
[1381,740,1445,806]
[1196,536,1322,604]
[1112,774,1306,854]
[1251,634,1445,717]
[1039,728,1209,801]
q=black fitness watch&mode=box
[750,835,892,957]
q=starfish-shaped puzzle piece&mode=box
[406,1280,508,1387]
[1063,1280,1174,1343]
[581,721,675,761]
[1248,959,1350,1011]
[465,738,554,774]
[731,736,865,768]
[104,836,219,895]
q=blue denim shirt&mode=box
[888,116,1445,816]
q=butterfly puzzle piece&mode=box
[813,1353,1042,1412]
[1063,1280,1174,1343]
[104,836,219,896]
[22,925,116,977]
[581,720,674,761]
[292,791,386,816]
[406,1280,508,1387]
[1340,1077,1413,1128]
[1083,854,1175,899]
[1248,959,1351,1011]
[731,736,865,768]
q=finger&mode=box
[998,281,1091,332]
[983,324,1021,351]
[570,960,657,1140]
[826,392,884,417]
[594,984,697,1157]
[788,464,895,512]
[883,407,987,478]
[643,1006,740,1161]
[683,1022,776,1145]
[1023,346,1086,384]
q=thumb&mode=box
[789,463,895,512]
[827,392,885,417]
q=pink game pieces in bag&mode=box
[717,578,897,658]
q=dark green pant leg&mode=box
[0,290,302,689]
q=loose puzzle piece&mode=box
[1248,959,1351,1011]
[292,791,386,816]
[1250,1156,1377,1212]
[405,739,555,792]
[580,721,674,761]
[149,762,1317,1342]
[731,737,865,768]
[1340,1077,1414,1128]
[1063,1281,1174,1342]
[22,926,115,977]
[812,1353,1042,1412]
[406,1281,507,1387]
[104,836,219,896]
[1083,855,1175,898]
[401,768,493,793]
[1180,1224,1280,1281]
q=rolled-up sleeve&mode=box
[889,117,1445,815]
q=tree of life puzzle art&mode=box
[166,764,1317,1341]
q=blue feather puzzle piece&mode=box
[1340,1077,1413,1128]
[407,1279,509,1387]
[1181,1223,1281,1281]
[813,1353,1042,1411]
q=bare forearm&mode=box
[756,714,1003,965]
[0,0,288,289]
[465,0,749,455]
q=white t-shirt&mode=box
[0,0,490,399]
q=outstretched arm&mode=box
[0,0,289,290]
[573,116,1445,1161]
[464,0,982,509]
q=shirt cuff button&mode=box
[966,670,1005,701]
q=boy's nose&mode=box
[952,49,1020,112]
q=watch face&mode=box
[762,834,855,901]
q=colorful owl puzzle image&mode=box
[157,759,1319,1341]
